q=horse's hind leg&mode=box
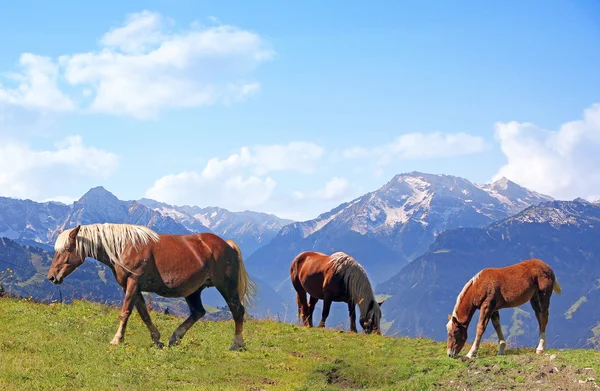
[218,290,246,351]
[135,293,163,348]
[530,291,551,354]
[293,283,310,327]
[490,311,506,355]
[215,280,247,351]
[168,288,206,347]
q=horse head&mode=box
[360,299,385,334]
[446,314,468,358]
[48,225,85,284]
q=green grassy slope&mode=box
[0,298,599,391]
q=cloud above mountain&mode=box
[0,136,118,200]
[145,141,324,210]
[342,132,487,164]
[494,103,600,201]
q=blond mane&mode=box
[54,223,160,272]
[329,252,377,316]
[447,271,481,330]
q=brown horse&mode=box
[290,251,384,334]
[47,223,255,350]
[446,258,562,359]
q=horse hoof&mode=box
[110,338,122,345]
[230,344,246,351]
[536,349,543,355]
[154,341,165,349]
[168,338,181,348]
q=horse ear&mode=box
[451,315,460,326]
[447,314,452,320]
[68,225,81,246]
[378,299,386,307]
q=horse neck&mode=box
[357,296,375,317]
[354,283,376,317]
[79,240,112,267]
[454,286,477,326]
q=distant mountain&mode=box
[0,197,70,245]
[377,199,600,348]
[138,199,293,257]
[0,187,292,258]
[58,187,194,235]
[0,237,124,304]
[476,176,553,215]
[247,172,551,287]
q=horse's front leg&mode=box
[308,296,319,328]
[348,301,357,332]
[466,305,492,359]
[318,298,332,328]
[110,278,138,345]
[135,292,163,348]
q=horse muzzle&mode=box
[48,274,64,285]
[447,349,457,358]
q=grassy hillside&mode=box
[0,298,599,390]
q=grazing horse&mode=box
[290,251,384,334]
[446,258,562,359]
[47,223,255,350]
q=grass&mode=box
[0,298,599,390]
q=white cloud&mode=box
[0,136,118,200]
[494,103,600,200]
[0,11,272,120]
[145,142,323,210]
[342,132,487,165]
[61,11,273,118]
[0,54,74,112]
[313,177,351,201]
[99,10,168,54]
[201,142,324,179]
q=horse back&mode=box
[142,232,238,296]
[477,258,557,308]
[290,251,346,300]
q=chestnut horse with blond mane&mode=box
[48,223,255,350]
[290,251,384,334]
[446,258,562,359]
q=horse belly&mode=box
[501,288,535,309]
[141,262,210,298]
[300,273,326,299]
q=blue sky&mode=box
[0,1,599,220]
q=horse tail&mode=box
[226,239,256,308]
[553,275,562,295]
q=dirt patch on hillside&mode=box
[444,354,598,390]
[315,358,358,389]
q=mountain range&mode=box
[246,172,552,288]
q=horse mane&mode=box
[447,271,481,328]
[54,223,160,272]
[329,252,376,315]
